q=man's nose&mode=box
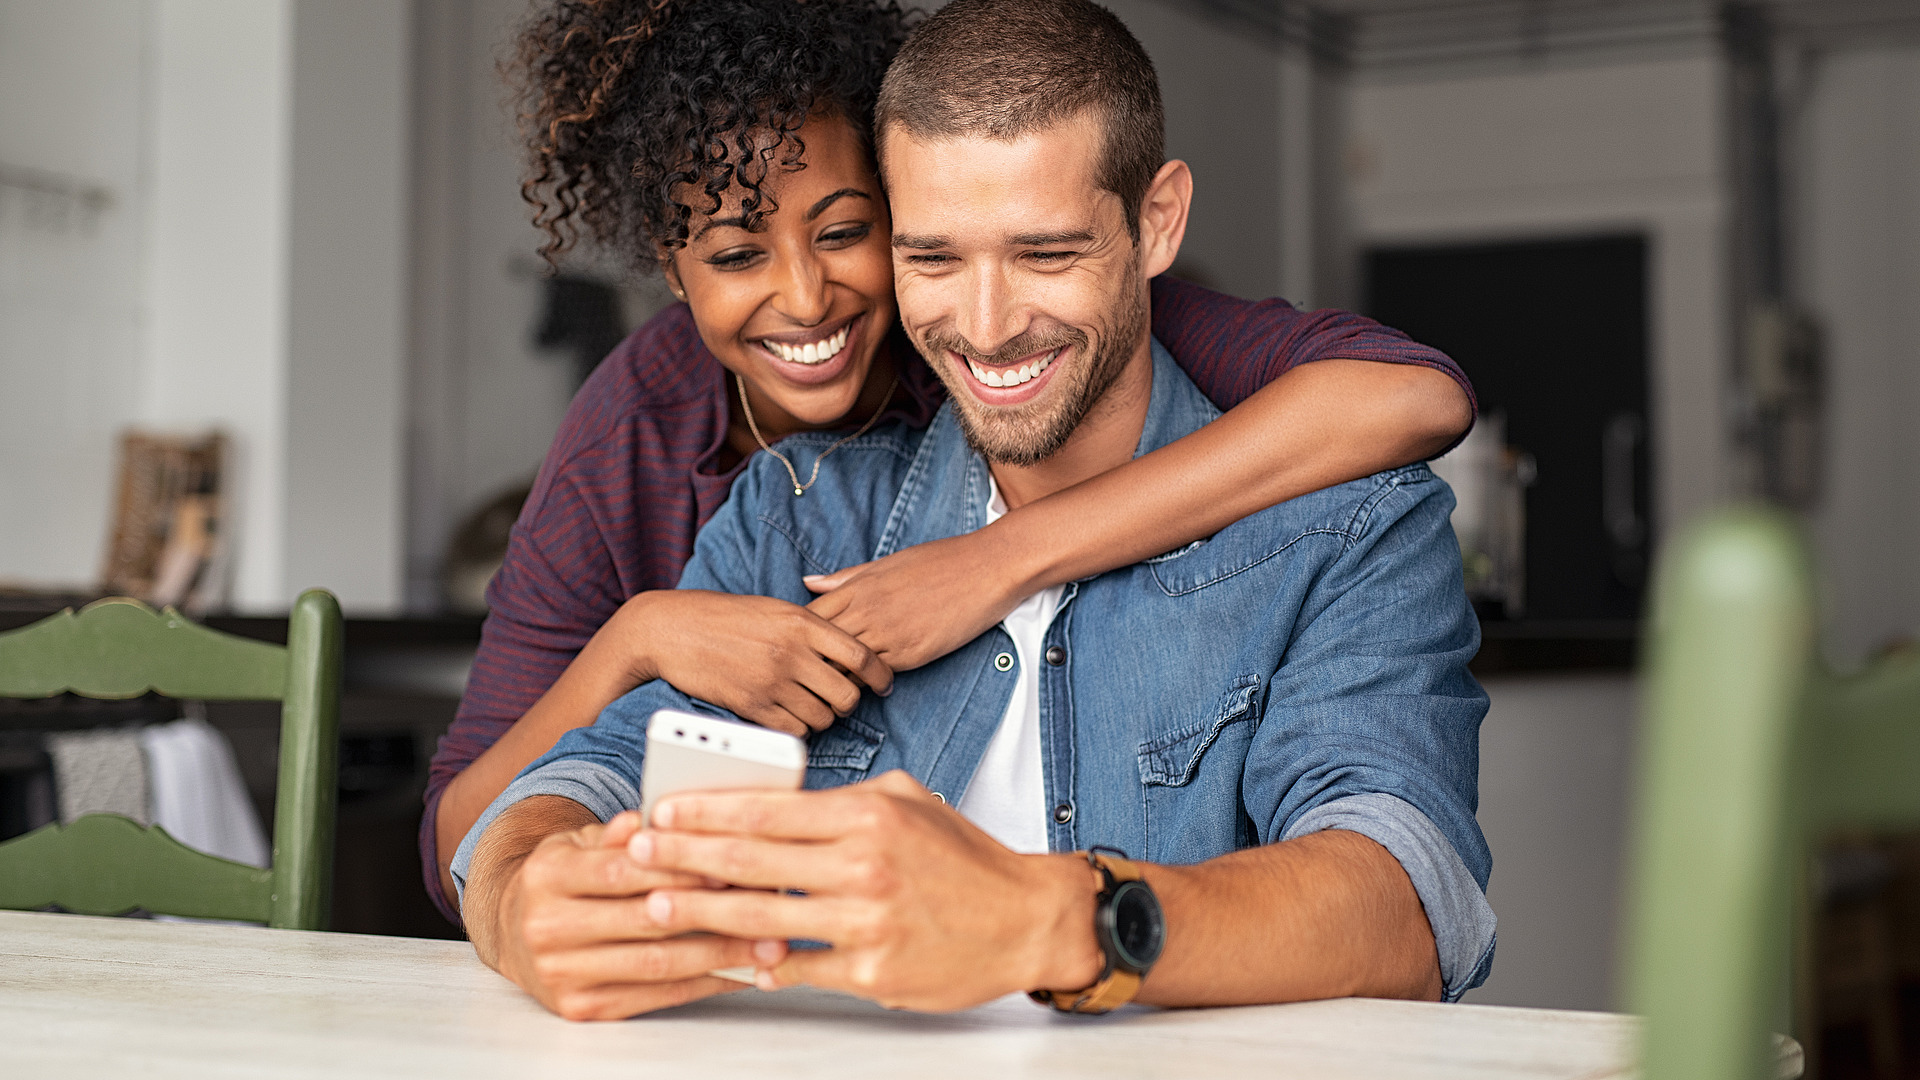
[773,253,831,327]
[951,265,1022,357]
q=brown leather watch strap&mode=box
[1029,850,1147,1014]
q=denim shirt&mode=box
[455,339,1497,998]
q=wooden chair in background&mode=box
[0,592,341,929]
[1628,507,1920,1080]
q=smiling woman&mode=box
[423,0,1478,928]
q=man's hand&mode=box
[628,590,894,736]
[466,796,786,1021]
[627,771,1104,1011]
[805,532,1030,672]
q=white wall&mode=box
[0,1,151,588]
[1470,674,1638,1011]
[284,0,411,611]
[141,0,295,610]
[0,0,410,613]
[1349,55,1733,547]
[1801,47,1920,664]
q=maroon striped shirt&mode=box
[421,274,1474,923]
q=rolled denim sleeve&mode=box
[1284,792,1497,1000]
[449,758,637,908]
[1244,468,1495,993]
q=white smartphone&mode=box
[641,710,807,985]
[641,709,807,827]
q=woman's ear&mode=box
[661,254,687,302]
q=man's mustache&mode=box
[921,326,1087,369]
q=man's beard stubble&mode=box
[916,263,1148,468]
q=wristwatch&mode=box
[1030,847,1165,1014]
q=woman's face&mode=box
[667,113,896,435]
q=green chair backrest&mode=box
[0,591,341,929]
[1627,507,1920,1079]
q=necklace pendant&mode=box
[793,486,805,496]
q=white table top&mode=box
[0,909,1648,1079]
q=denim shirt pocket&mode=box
[1147,524,1346,597]
[805,713,886,788]
[1135,675,1262,787]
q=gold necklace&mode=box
[735,371,900,496]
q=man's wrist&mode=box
[1023,853,1106,993]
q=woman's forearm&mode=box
[999,359,1469,593]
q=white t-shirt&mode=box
[955,478,1062,855]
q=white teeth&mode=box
[967,348,1058,390]
[765,325,850,365]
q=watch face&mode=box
[1110,880,1165,971]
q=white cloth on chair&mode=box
[140,719,270,869]
[45,728,151,826]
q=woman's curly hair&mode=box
[512,0,915,270]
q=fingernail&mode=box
[627,832,654,863]
[646,892,672,923]
[753,938,784,963]
[802,575,825,584]
[653,802,676,828]
[755,970,777,992]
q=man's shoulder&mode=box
[1148,463,1453,595]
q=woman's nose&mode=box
[773,254,830,326]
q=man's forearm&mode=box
[1131,830,1442,1006]
[436,608,664,904]
[464,795,601,969]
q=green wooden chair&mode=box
[0,591,341,929]
[1627,506,1920,1079]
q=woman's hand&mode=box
[629,590,894,737]
[804,528,1032,672]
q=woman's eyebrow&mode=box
[806,188,871,220]
[693,215,751,241]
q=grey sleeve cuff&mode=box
[1283,791,1497,1001]
[448,759,641,915]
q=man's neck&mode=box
[990,335,1155,510]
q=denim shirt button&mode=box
[993,652,1014,672]
[1044,645,1066,666]
[1052,802,1074,824]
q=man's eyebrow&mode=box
[806,188,870,220]
[1010,229,1096,246]
[892,233,953,250]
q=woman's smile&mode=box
[750,310,866,387]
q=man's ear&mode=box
[1136,159,1192,280]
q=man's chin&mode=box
[950,401,1077,467]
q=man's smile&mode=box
[954,344,1068,404]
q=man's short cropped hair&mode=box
[875,0,1165,239]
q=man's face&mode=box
[883,115,1149,466]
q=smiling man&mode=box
[453,0,1493,1021]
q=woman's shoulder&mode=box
[548,303,725,456]
[595,302,724,408]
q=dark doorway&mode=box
[1367,234,1651,622]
